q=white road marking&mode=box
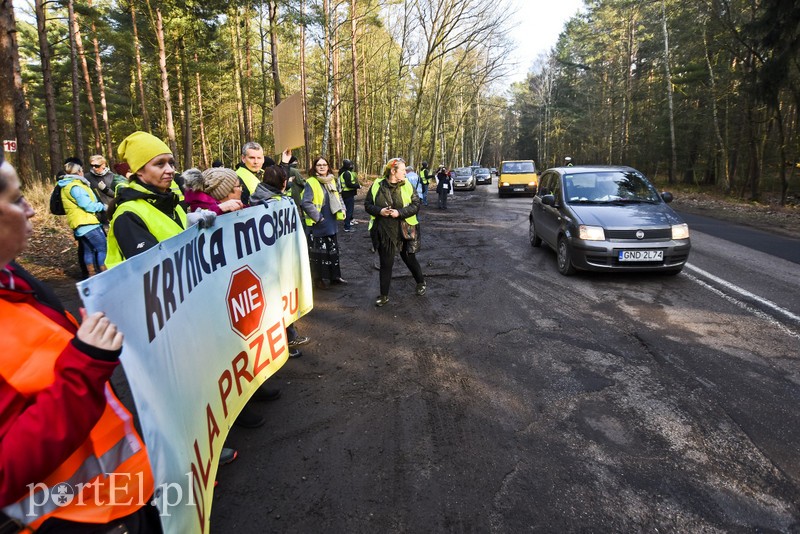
[684,264,800,340]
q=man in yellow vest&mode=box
[236,141,266,203]
[0,148,160,532]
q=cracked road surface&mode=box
[211,186,800,532]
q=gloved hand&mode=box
[187,209,217,229]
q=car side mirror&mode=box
[542,194,556,206]
[661,191,673,203]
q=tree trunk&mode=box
[130,2,150,132]
[195,53,209,168]
[154,8,178,156]
[243,11,253,140]
[258,3,268,141]
[179,38,192,169]
[68,0,85,162]
[229,20,246,148]
[233,12,248,144]
[661,0,677,185]
[702,25,729,192]
[268,0,282,106]
[0,0,34,182]
[332,23,342,166]
[73,17,101,154]
[89,0,113,162]
[349,0,361,168]
[300,0,309,167]
[321,0,333,156]
[34,0,61,176]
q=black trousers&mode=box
[378,246,424,297]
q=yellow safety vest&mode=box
[105,182,187,268]
[304,177,345,226]
[236,166,260,197]
[367,179,419,230]
[61,179,102,230]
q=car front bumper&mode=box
[568,238,691,272]
[453,180,474,189]
[498,184,536,194]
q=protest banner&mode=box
[78,198,312,532]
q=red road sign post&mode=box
[226,266,265,339]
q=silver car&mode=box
[452,167,476,191]
[528,166,691,275]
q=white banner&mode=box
[78,198,312,533]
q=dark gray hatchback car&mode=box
[528,166,691,275]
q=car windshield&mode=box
[476,168,489,174]
[563,171,661,204]
[502,161,535,173]
[455,168,472,176]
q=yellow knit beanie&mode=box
[118,131,172,174]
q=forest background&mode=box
[0,0,798,204]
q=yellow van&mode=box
[497,160,538,197]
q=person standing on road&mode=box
[419,161,430,205]
[303,156,347,290]
[0,147,160,532]
[59,160,108,276]
[338,158,360,232]
[436,165,451,209]
[364,157,426,307]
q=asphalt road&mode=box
[210,185,800,532]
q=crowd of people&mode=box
[1,130,463,530]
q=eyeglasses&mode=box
[233,184,242,190]
[315,163,329,167]
[90,164,103,168]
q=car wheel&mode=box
[529,216,542,247]
[557,236,575,275]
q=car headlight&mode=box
[579,225,605,240]
[671,223,690,240]
[528,181,537,187]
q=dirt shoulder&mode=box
[670,191,800,240]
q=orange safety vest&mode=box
[0,299,154,529]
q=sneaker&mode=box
[352,220,359,225]
[288,336,310,348]
[252,385,282,402]
[289,348,302,359]
[416,282,427,296]
[343,227,354,232]
[234,406,265,428]
[219,447,238,466]
[375,295,389,307]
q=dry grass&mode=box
[19,180,84,280]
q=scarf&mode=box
[316,174,345,215]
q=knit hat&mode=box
[118,131,172,174]
[202,167,239,200]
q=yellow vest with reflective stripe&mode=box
[105,182,187,268]
[304,177,345,226]
[367,179,418,230]
[61,179,101,230]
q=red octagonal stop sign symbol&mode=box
[226,266,265,340]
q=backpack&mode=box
[49,183,66,215]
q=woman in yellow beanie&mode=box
[104,131,187,268]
